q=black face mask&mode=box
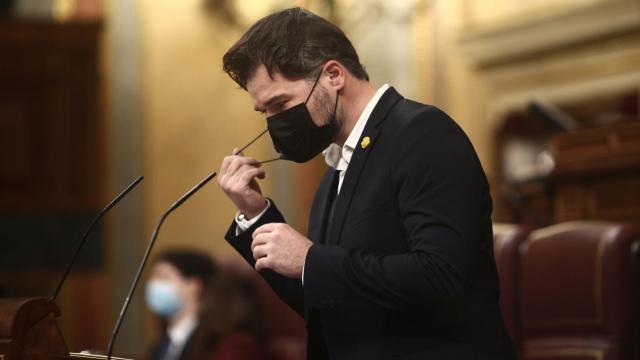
[265,70,339,163]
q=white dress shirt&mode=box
[164,314,198,360]
[322,84,390,190]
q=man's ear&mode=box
[323,60,346,91]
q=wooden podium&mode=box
[0,298,130,360]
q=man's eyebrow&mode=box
[254,93,288,112]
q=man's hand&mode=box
[218,148,267,219]
[251,223,313,278]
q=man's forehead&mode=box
[247,65,284,94]
[246,65,271,94]
[247,65,301,106]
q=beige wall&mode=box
[460,0,602,28]
[139,0,275,259]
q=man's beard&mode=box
[312,83,341,131]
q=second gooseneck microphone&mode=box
[51,176,144,302]
[106,170,217,359]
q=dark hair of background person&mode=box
[222,7,369,90]
[188,271,267,359]
[155,249,218,291]
[150,249,219,345]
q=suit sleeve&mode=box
[224,200,305,316]
[303,107,491,311]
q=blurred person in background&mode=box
[145,249,217,360]
[146,249,269,360]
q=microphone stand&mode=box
[51,176,144,302]
[106,171,217,359]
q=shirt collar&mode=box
[324,84,390,170]
[167,314,198,346]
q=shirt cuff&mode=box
[301,244,314,286]
[234,199,271,236]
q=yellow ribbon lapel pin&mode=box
[360,136,371,149]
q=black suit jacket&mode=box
[225,88,516,359]
[149,331,196,360]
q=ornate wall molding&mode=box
[458,0,640,68]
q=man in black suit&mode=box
[217,7,515,360]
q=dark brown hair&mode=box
[155,249,217,293]
[223,7,369,90]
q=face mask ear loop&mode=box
[304,67,324,104]
[237,128,269,154]
[331,89,339,119]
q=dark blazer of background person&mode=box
[150,331,267,360]
[225,87,516,359]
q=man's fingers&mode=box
[251,233,269,251]
[252,243,269,260]
[221,149,253,177]
[220,148,264,191]
[226,166,264,194]
[255,257,271,272]
[253,223,277,239]
[226,156,260,179]
[238,167,265,186]
[221,160,261,194]
[220,155,233,180]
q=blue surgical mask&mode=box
[145,280,183,317]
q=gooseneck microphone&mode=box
[51,176,144,302]
[106,170,217,359]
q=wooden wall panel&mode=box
[0,18,106,351]
[0,20,103,213]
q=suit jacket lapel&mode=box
[327,87,403,246]
[308,168,338,244]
